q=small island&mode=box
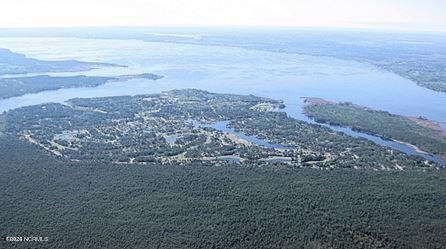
[303,97,446,161]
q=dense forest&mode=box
[303,98,446,161]
[3,89,434,169]
[1,27,446,249]
[1,134,445,249]
[2,90,446,248]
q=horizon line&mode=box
[0,25,445,35]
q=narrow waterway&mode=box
[200,121,288,150]
[0,37,445,165]
[200,119,444,165]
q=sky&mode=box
[1,0,445,32]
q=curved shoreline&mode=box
[0,73,163,101]
[303,97,445,166]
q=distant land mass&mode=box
[0,73,163,99]
[0,48,122,75]
[123,29,446,93]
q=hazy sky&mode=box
[1,0,445,32]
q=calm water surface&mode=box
[0,37,445,164]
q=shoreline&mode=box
[0,73,163,100]
[302,97,446,165]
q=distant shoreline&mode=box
[0,73,163,100]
